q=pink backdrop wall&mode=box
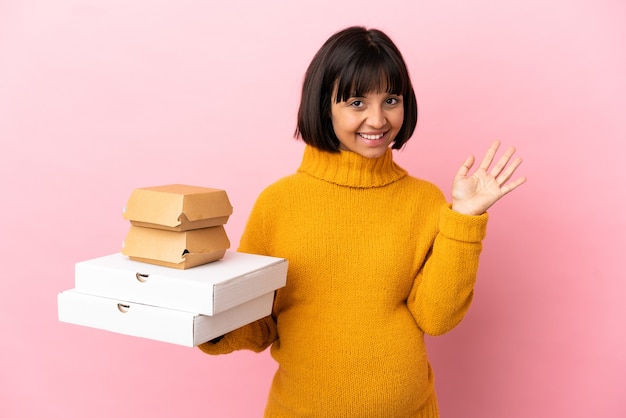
[1,1,624,417]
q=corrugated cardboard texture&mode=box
[121,225,231,269]
[123,184,233,231]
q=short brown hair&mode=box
[295,26,418,152]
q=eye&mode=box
[349,100,364,108]
[386,96,402,105]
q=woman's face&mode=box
[330,90,404,159]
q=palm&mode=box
[451,141,526,216]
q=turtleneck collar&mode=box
[297,145,408,188]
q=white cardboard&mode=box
[58,289,274,347]
[74,251,288,316]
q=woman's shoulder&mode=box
[401,174,446,199]
[255,173,303,199]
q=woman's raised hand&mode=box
[451,140,527,216]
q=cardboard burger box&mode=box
[121,184,233,269]
[122,184,233,231]
[58,251,289,346]
[122,224,230,269]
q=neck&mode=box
[297,146,407,188]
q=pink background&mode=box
[1,0,624,417]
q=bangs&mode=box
[333,49,409,102]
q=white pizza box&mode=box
[58,289,274,347]
[74,251,288,316]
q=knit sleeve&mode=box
[196,190,279,355]
[407,205,488,336]
[197,315,277,354]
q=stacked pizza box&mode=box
[57,184,288,347]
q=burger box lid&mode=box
[122,184,233,231]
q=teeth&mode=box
[360,133,384,140]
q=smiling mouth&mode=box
[359,133,384,140]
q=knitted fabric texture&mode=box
[198,145,488,417]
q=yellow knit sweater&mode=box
[199,145,488,417]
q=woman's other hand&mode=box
[451,140,527,216]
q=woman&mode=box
[199,26,526,417]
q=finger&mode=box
[495,158,520,186]
[456,155,475,178]
[500,175,527,195]
[492,151,520,183]
[478,140,501,171]
[486,146,516,178]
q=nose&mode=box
[367,106,387,129]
